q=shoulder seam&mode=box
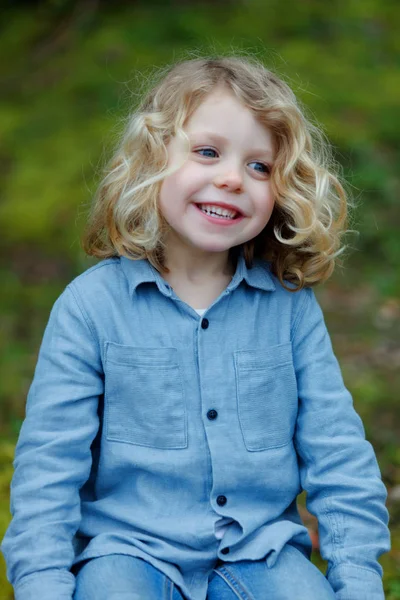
[67,284,96,341]
[290,288,311,339]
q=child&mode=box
[1,56,390,600]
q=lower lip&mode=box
[193,204,244,227]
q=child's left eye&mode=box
[196,148,218,158]
[248,161,271,174]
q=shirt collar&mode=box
[120,247,276,297]
[231,251,276,292]
[120,255,166,297]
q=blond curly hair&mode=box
[82,56,348,290]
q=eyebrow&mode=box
[189,132,275,160]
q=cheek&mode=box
[258,188,275,220]
[265,199,275,221]
[159,173,180,211]
[159,166,199,206]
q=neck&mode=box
[162,243,235,285]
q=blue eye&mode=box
[249,161,271,174]
[196,148,218,158]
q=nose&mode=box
[213,167,243,193]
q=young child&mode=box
[1,56,390,600]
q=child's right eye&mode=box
[195,148,218,158]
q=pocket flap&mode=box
[235,342,293,370]
[105,342,179,367]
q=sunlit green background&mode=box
[1,0,399,598]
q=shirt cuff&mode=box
[13,569,75,600]
[327,564,385,600]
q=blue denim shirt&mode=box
[1,251,390,600]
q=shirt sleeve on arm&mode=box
[13,569,76,600]
[292,288,390,600]
[1,284,103,599]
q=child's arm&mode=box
[1,285,103,600]
[292,288,390,600]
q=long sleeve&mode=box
[1,285,103,600]
[292,288,390,600]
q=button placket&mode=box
[207,409,218,420]
[201,318,209,329]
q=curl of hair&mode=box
[82,55,349,290]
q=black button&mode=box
[207,409,218,420]
[217,495,227,506]
[201,318,209,329]
[221,547,230,555]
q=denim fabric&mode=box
[72,545,337,600]
[1,251,390,600]
[73,554,184,599]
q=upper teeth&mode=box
[199,204,238,219]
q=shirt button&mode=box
[201,318,209,329]
[221,547,230,555]
[207,409,218,420]
[217,495,227,506]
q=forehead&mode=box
[184,88,274,150]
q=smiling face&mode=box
[158,87,276,263]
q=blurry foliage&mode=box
[0,0,399,596]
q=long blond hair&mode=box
[82,56,348,290]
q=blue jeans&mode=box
[73,545,336,599]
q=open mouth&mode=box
[195,203,242,220]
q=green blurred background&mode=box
[0,0,399,597]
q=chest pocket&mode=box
[234,342,298,451]
[104,342,187,449]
